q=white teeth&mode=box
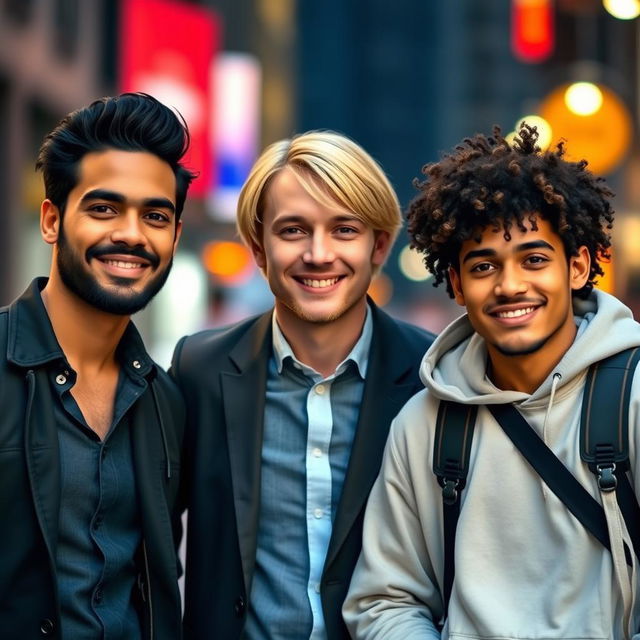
[497,307,535,318]
[104,259,143,269]
[302,277,339,288]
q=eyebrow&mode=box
[462,240,555,264]
[80,189,176,214]
[273,213,361,224]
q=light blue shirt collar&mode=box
[271,304,372,379]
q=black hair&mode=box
[407,123,615,299]
[36,92,197,219]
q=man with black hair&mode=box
[344,124,640,639]
[0,93,195,639]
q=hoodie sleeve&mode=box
[343,393,444,639]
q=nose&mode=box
[110,211,146,246]
[494,264,528,298]
[302,232,335,265]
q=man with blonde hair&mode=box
[171,130,434,639]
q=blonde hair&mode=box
[236,130,402,251]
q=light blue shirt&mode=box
[244,306,372,640]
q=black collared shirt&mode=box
[27,279,154,640]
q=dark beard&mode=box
[56,225,172,316]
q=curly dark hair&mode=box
[407,123,615,299]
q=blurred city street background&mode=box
[2,0,639,366]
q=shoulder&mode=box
[152,365,184,408]
[175,312,268,358]
[372,304,436,351]
[171,311,271,378]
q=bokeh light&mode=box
[603,0,640,20]
[399,245,431,282]
[514,115,553,149]
[564,82,603,116]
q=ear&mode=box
[250,239,267,270]
[569,245,591,291]
[40,200,61,245]
[172,219,183,254]
[449,266,466,306]
[371,230,392,267]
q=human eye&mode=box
[88,203,117,216]
[335,225,358,235]
[524,254,549,268]
[144,211,172,226]
[278,226,305,238]
[469,261,495,275]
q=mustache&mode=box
[86,244,160,269]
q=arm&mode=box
[343,397,444,639]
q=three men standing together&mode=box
[3,92,640,640]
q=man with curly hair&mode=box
[343,123,640,639]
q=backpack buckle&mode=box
[442,478,460,505]
[596,462,617,492]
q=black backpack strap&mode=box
[488,403,613,552]
[580,346,640,559]
[432,401,477,617]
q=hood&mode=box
[421,288,640,407]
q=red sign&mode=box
[120,0,220,197]
[511,0,554,64]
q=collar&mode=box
[271,303,372,379]
[6,277,154,378]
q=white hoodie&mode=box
[344,289,640,640]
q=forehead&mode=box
[263,167,352,221]
[460,217,564,257]
[72,149,177,203]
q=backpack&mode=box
[433,347,640,619]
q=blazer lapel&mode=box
[325,308,419,569]
[222,312,272,593]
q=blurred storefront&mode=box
[1,0,639,365]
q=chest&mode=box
[71,372,118,440]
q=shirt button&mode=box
[55,374,67,385]
[93,588,103,604]
[314,508,323,519]
[40,618,55,635]
[315,384,325,395]
[234,596,245,617]
[132,360,141,369]
[313,447,322,458]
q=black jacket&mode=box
[171,303,435,639]
[0,279,185,639]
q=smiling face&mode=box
[42,149,181,315]
[449,216,590,369]
[251,167,391,333]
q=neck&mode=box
[41,271,129,373]
[275,299,368,378]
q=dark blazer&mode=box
[171,302,435,639]
[0,279,185,640]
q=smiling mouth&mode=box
[100,259,147,270]
[300,277,340,289]
[494,306,537,319]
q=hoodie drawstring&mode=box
[539,372,562,499]
[542,372,562,444]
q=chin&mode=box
[493,337,548,357]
